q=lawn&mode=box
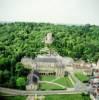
[0,96,26,100]
[75,72,89,82]
[39,76,73,90]
[40,83,64,90]
[45,94,91,100]
[54,77,73,87]
[0,94,91,100]
[41,75,56,81]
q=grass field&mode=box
[40,76,73,90]
[0,94,91,100]
[41,75,56,81]
[45,94,91,100]
[54,77,73,87]
[0,96,26,100]
[75,72,89,82]
[40,83,64,90]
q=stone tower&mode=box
[45,33,53,44]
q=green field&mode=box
[40,83,64,90]
[0,94,91,100]
[41,75,56,81]
[45,94,91,100]
[40,76,73,90]
[54,77,73,87]
[0,96,26,100]
[75,72,89,82]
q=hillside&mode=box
[0,22,99,88]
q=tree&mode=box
[0,22,99,89]
[0,70,3,84]
[15,62,24,76]
[9,76,16,88]
[16,77,26,89]
[15,62,30,76]
[3,70,10,80]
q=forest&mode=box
[0,22,99,89]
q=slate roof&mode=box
[35,57,58,63]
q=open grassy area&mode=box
[40,76,73,90]
[0,96,26,100]
[41,75,56,81]
[40,83,64,90]
[75,72,89,82]
[54,77,73,87]
[40,75,64,90]
[45,94,91,100]
[0,94,91,100]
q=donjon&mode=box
[21,33,74,77]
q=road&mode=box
[0,87,86,96]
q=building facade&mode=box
[21,54,74,77]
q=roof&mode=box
[34,55,59,63]
[21,55,74,66]
[35,57,57,63]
